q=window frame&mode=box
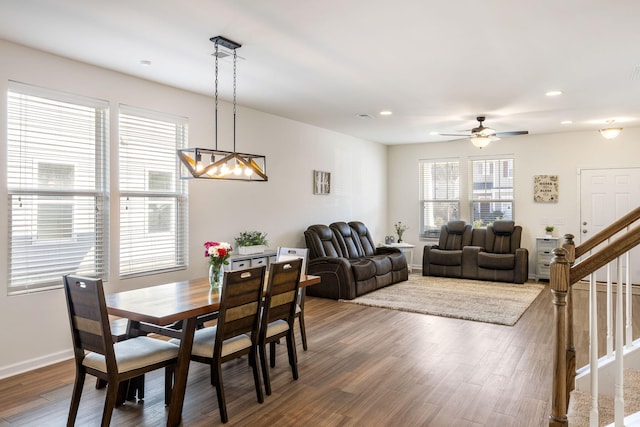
[6,81,109,294]
[118,105,188,278]
[469,156,515,228]
[419,158,461,239]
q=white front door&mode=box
[579,167,640,284]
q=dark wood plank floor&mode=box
[0,283,637,426]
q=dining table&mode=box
[105,272,321,427]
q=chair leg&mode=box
[164,366,174,406]
[212,363,228,423]
[258,342,272,396]
[67,367,86,427]
[298,312,308,351]
[102,381,120,427]
[250,348,264,404]
[286,331,299,380]
[269,341,277,368]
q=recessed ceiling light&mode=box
[140,60,152,66]
[379,110,393,116]
[561,120,573,125]
[545,90,563,97]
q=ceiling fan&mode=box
[440,116,528,148]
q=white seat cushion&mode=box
[83,336,178,373]
[170,326,252,359]
[266,319,289,338]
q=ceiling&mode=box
[2,0,640,145]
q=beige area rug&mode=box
[340,275,545,326]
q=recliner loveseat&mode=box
[423,220,528,284]
[304,221,409,300]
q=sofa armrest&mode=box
[374,246,401,256]
[306,257,357,300]
[513,248,529,284]
[422,245,439,276]
[461,246,483,279]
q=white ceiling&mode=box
[2,0,640,144]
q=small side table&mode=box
[383,242,416,272]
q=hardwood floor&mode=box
[0,283,637,426]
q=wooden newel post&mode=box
[561,234,576,402]
[549,247,570,427]
[562,234,575,264]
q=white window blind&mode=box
[419,159,460,238]
[119,105,188,277]
[7,82,109,294]
[470,157,514,227]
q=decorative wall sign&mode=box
[313,170,331,195]
[533,175,559,202]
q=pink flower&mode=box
[204,241,232,267]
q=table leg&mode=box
[166,317,196,427]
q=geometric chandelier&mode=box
[178,36,268,181]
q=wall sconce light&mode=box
[599,120,623,140]
[178,36,268,181]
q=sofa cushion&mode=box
[331,222,364,259]
[477,252,515,270]
[350,259,377,281]
[367,255,392,276]
[429,248,463,266]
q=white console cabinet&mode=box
[224,250,277,271]
[535,237,560,280]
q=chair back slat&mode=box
[63,275,115,361]
[216,266,265,347]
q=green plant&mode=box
[545,226,554,233]
[234,231,268,247]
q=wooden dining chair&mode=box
[63,275,179,427]
[171,266,265,423]
[276,247,309,351]
[258,258,303,395]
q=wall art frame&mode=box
[533,175,559,203]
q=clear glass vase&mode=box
[209,264,224,291]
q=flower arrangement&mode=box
[394,221,408,242]
[204,241,232,268]
[204,241,232,289]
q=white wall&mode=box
[387,127,640,271]
[0,40,388,378]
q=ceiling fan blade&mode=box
[495,131,528,137]
[439,133,470,137]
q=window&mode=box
[119,105,188,277]
[470,157,514,227]
[7,82,109,294]
[420,159,460,238]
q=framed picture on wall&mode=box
[534,175,559,202]
[313,170,330,195]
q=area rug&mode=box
[340,275,545,326]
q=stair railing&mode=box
[549,206,640,427]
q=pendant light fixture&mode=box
[178,36,268,181]
[599,119,623,140]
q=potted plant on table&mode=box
[235,230,269,255]
[545,226,554,237]
[394,221,408,243]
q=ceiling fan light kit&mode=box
[440,116,528,149]
[177,35,268,181]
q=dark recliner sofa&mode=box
[423,220,528,284]
[304,221,409,300]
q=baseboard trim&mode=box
[0,349,73,380]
